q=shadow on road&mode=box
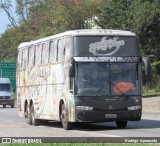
[42,118,160,131]
[1,107,159,132]
[0,105,16,109]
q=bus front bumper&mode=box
[76,109,142,122]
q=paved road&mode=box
[0,105,159,139]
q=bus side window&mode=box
[42,42,49,64]
[28,46,35,67]
[17,49,22,68]
[21,49,25,68]
[35,44,42,66]
[21,48,28,68]
[57,38,65,62]
[49,40,57,63]
[65,37,72,61]
[28,47,31,67]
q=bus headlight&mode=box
[76,106,93,111]
[128,105,141,110]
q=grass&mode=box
[142,74,160,96]
[142,85,160,96]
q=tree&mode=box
[97,0,132,30]
[0,0,17,27]
[0,0,108,61]
[97,0,160,74]
[22,0,108,36]
[0,27,25,61]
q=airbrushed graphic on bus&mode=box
[16,34,76,123]
[89,37,125,56]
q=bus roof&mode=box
[18,29,136,49]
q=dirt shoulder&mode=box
[142,96,160,113]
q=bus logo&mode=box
[89,37,125,56]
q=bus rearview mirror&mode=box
[142,56,152,81]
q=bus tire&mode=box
[3,105,6,108]
[61,103,73,130]
[31,104,40,126]
[116,121,127,128]
[26,105,32,125]
[11,104,14,108]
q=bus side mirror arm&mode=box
[141,56,152,81]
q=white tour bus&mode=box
[17,29,151,130]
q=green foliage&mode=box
[97,0,132,30]
[15,0,107,36]
[0,0,106,61]
[143,78,160,96]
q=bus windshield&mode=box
[75,63,140,96]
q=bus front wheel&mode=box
[116,121,127,128]
[61,103,73,130]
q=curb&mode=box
[142,94,160,98]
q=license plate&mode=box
[105,114,117,118]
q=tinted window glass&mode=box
[42,42,49,64]
[35,44,41,65]
[28,47,35,67]
[57,39,64,61]
[0,84,11,91]
[49,40,57,63]
[110,63,140,95]
[74,36,140,57]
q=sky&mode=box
[0,0,16,35]
[0,9,10,35]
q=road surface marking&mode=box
[72,130,121,137]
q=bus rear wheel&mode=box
[11,104,14,108]
[26,105,32,125]
[3,105,6,108]
[61,103,73,130]
[116,121,127,128]
[30,104,40,126]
